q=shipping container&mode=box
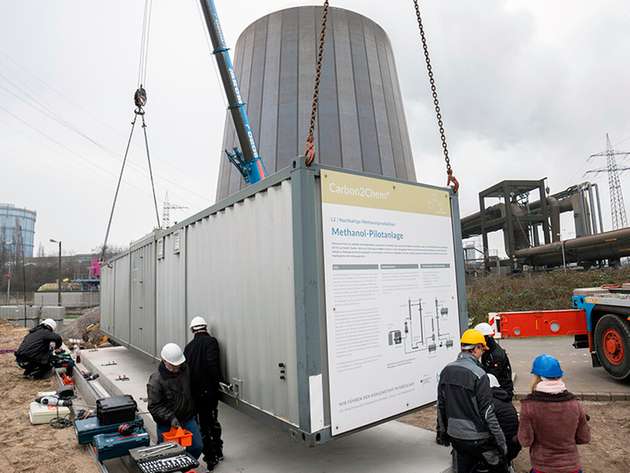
[101,162,468,444]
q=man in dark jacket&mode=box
[475,323,514,399]
[15,319,62,379]
[437,329,508,473]
[488,374,521,468]
[147,343,203,460]
[184,316,223,470]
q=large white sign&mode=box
[321,170,461,435]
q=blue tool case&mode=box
[74,416,144,445]
[93,430,150,461]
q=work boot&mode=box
[204,456,219,471]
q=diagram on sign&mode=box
[388,298,454,355]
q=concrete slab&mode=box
[499,336,630,397]
[80,346,451,473]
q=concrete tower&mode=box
[216,6,416,200]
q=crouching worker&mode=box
[147,343,203,460]
[15,319,62,379]
[518,354,590,473]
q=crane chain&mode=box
[304,0,330,167]
[412,1,458,192]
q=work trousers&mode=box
[198,405,223,463]
[17,359,52,379]
[451,438,507,473]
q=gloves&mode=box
[435,431,450,447]
[170,417,181,428]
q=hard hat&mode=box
[189,316,207,330]
[42,319,57,331]
[487,373,501,388]
[160,343,186,366]
[460,329,487,348]
[531,354,563,378]
[474,322,495,336]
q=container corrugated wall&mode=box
[102,179,299,426]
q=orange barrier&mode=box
[490,309,587,338]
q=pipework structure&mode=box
[461,179,605,269]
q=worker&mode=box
[15,319,62,379]
[437,329,508,473]
[474,322,514,398]
[518,354,590,473]
[487,374,521,469]
[147,342,203,460]
[184,316,224,470]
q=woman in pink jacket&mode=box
[518,354,591,473]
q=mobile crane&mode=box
[198,0,266,185]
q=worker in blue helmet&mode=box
[518,354,591,473]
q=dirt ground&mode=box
[0,321,99,473]
[401,402,630,473]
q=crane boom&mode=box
[199,0,266,185]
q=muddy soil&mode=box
[0,321,99,473]
[402,402,630,473]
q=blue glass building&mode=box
[0,204,36,257]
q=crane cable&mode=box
[304,0,330,167]
[101,0,160,262]
[412,1,459,193]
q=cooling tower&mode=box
[216,6,416,200]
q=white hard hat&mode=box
[189,316,207,330]
[487,373,501,388]
[42,319,57,331]
[160,343,186,366]
[474,322,495,336]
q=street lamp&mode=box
[49,239,62,306]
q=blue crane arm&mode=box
[199,0,266,185]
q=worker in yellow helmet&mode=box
[436,329,508,472]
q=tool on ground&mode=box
[115,374,130,381]
[96,394,138,425]
[35,395,73,407]
[130,442,200,473]
[75,415,145,445]
[162,427,193,447]
[93,429,150,462]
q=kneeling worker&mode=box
[15,319,62,379]
[437,329,508,472]
[147,343,203,460]
[184,316,224,470]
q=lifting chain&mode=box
[412,1,459,193]
[304,0,330,167]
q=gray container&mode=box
[101,163,467,444]
[217,6,417,200]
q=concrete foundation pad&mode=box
[80,346,451,473]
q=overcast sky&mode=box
[1,0,629,256]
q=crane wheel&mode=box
[594,314,630,380]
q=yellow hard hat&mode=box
[460,329,487,347]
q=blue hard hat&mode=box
[531,354,564,378]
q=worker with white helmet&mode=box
[184,316,224,470]
[15,318,62,379]
[475,322,514,399]
[147,342,203,460]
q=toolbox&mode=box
[75,415,144,445]
[96,395,137,425]
[29,401,71,425]
[93,429,150,461]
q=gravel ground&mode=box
[401,402,630,473]
[0,321,99,473]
